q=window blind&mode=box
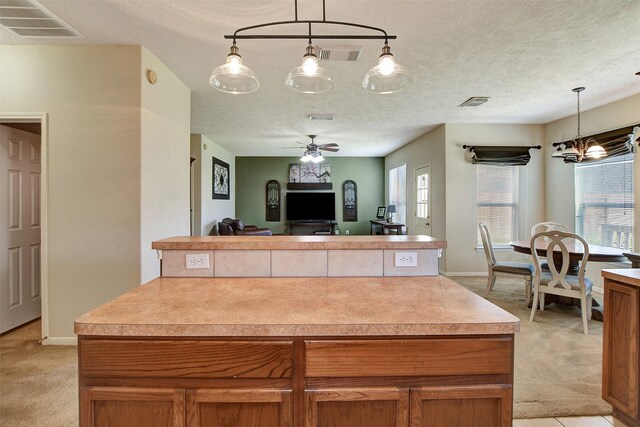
[476,165,518,246]
[575,153,634,250]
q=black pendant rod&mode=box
[225,20,395,41]
[227,0,393,41]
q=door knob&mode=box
[426,222,430,226]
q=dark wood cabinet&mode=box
[602,270,640,427]
[80,386,185,427]
[79,335,514,427]
[186,389,292,427]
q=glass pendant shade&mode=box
[563,145,581,156]
[362,44,412,94]
[551,148,565,158]
[585,143,606,159]
[209,44,260,94]
[285,44,334,94]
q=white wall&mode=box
[385,125,447,267]
[190,134,235,236]
[140,48,191,283]
[0,45,191,341]
[444,124,546,275]
[1,45,141,341]
[544,93,640,288]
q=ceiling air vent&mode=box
[318,45,362,61]
[0,0,82,38]
[308,113,336,121]
[459,97,490,107]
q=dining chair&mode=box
[531,221,568,236]
[531,222,568,271]
[529,230,592,335]
[478,223,534,304]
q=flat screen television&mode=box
[286,192,335,221]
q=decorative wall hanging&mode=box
[212,157,230,199]
[342,180,357,222]
[265,180,281,221]
[287,163,332,190]
[462,145,541,166]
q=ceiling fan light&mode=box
[563,145,581,156]
[210,43,260,94]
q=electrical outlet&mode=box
[185,253,210,269]
[394,252,418,267]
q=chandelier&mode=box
[209,0,412,95]
[551,87,606,162]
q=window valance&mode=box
[462,145,542,166]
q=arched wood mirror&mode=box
[266,180,280,221]
[343,180,357,222]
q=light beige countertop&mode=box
[75,276,518,337]
[602,268,640,288]
[152,235,447,251]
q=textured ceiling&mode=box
[2,0,639,157]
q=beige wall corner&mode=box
[140,47,191,283]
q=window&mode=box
[476,165,518,246]
[575,153,634,251]
[388,164,406,225]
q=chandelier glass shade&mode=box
[209,43,260,94]
[362,43,413,94]
[285,44,334,94]
[552,87,606,162]
[209,0,411,95]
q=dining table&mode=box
[510,239,628,321]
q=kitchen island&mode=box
[76,275,518,427]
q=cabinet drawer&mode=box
[80,339,293,379]
[305,338,512,378]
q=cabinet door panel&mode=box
[80,386,185,427]
[305,388,409,427]
[410,385,512,427]
[186,389,291,427]
[602,280,639,421]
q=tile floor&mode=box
[514,415,615,426]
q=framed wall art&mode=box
[212,157,230,199]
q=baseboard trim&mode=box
[443,272,487,277]
[42,336,77,346]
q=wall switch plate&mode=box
[394,252,418,267]
[185,253,210,269]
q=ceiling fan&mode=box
[285,135,339,163]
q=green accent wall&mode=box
[236,157,385,235]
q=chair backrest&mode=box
[478,223,496,267]
[530,221,568,237]
[530,230,590,291]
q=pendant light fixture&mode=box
[362,42,412,94]
[209,42,259,94]
[285,43,334,94]
[209,0,411,95]
[551,87,606,162]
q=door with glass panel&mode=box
[414,166,431,236]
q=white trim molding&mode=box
[43,336,77,346]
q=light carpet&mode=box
[0,277,611,426]
[451,276,611,419]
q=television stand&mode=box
[287,220,337,235]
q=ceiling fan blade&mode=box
[319,143,339,148]
[321,147,340,152]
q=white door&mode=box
[0,125,41,333]
[414,166,431,236]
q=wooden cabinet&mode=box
[602,271,640,427]
[410,385,512,427]
[78,335,514,427]
[305,388,409,427]
[186,389,292,427]
[80,386,185,427]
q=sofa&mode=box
[216,218,272,236]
